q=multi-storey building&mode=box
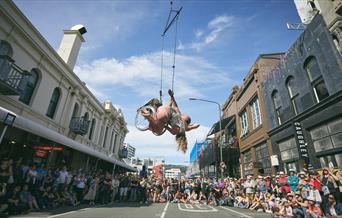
[235,53,283,177]
[0,0,134,172]
[262,14,342,172]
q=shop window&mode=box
[278,137,299,161]
[272,90,282,125]
[250,97,262,129]
[286,76,298,115]
[310,117,342,152]
[240,110,248,137]
[46,87,61,119]
[285,162,298,174]
[243,150,253,176]
[319,153,342,168]
[88,119,96,140]
[255,143,271,175]
[304,56,329,103]
[19,69,39,105]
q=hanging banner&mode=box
[293,122,313,170]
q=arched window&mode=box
[19,69,39,105]
[83,112,89,120]
[88,118,96,140]
[71,103,79,118]
[46,88,61,118]
[286,76,298,115]
[0,40,13,81]
[272,90,282,125]
[304,56,329,103]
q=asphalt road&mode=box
[10,202,273,218]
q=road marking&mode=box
[185,204,193,209]
[219,206,253,218]
[160,201,170,218]
[194,204,206,209]
[47,208,90,218]
[178,203,218,212]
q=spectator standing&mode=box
[287,169,299,192]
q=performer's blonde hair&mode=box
[176,132,187,153]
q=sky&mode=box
[14,0,302,165]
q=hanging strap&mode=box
[171,15,179,92]
[160,36,165,104]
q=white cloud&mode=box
[179,15,235,51]
[126,125,211,163]
[74,51,231,99]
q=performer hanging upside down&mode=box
[141,89,200,153]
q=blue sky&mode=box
[14,0,302,165]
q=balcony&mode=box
[119,147,128,158]
[0,55,30,95]
[69,117,90,135]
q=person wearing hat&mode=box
[321,168,340,215]
[287,169,299,192]
[257,175,267,194]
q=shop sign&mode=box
[294,122,313,170]
[32,145,63,151]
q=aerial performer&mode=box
[139,89,200,153]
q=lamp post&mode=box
[189,97,223,178]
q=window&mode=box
[71,103,79,118]
[103,126,109,148]
[88,119,96,140]
[0,40,13,56]
[0,40,13,81]
[272,90,282,125]
[255,143,271,175]
[19,69,39,105]
[243,150,253,176]
[310,117,342,153]
[83,112,89,120]
[319,153,342,168]
[240,110,248,137]
[46,88,61,118]
[278,138,299,161]
[250,97,262,129]
[332,35,341,54]
[305,56,329,103]
[286,76,298,115]
[112,133,117,153]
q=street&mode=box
[11,203,271,218]
[10,203,272,218]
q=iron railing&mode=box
[69,117,90,135]
[0,55,30,95]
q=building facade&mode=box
[0,1,134,172]
[235,53,283,177]
[262,14,342,173]
[164,168,181,179]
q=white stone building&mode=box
[0,0,135,172]
[164,168,181,179]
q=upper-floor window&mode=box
[250,97,262,129]
[0,40,13,56]
[103,126,109,148]
[272,90,282,125]
[19,69,39,105]
[332,34,341,54]
[286,76,298,115]
[0,40,13,81]
[240,110,248,137]
[71,103,79,118]
[46,87,61,119]
[88,118,96,140]
[304,56,329,103]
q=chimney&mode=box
[58,24,87,70]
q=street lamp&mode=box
[0,112,16,145]
[189,97,223,178]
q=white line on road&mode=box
[46,208,90,218]
[160,201,170,218]
[219,206,253,218]
[178,203,218,212]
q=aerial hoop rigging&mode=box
[134,2,200,153]
[159,0,182,104]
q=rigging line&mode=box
[171,15,179,92]
[160,35,165,104]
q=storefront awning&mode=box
[0,106,136,172]
[207,115,235,136]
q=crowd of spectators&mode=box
[0,156,341,218]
